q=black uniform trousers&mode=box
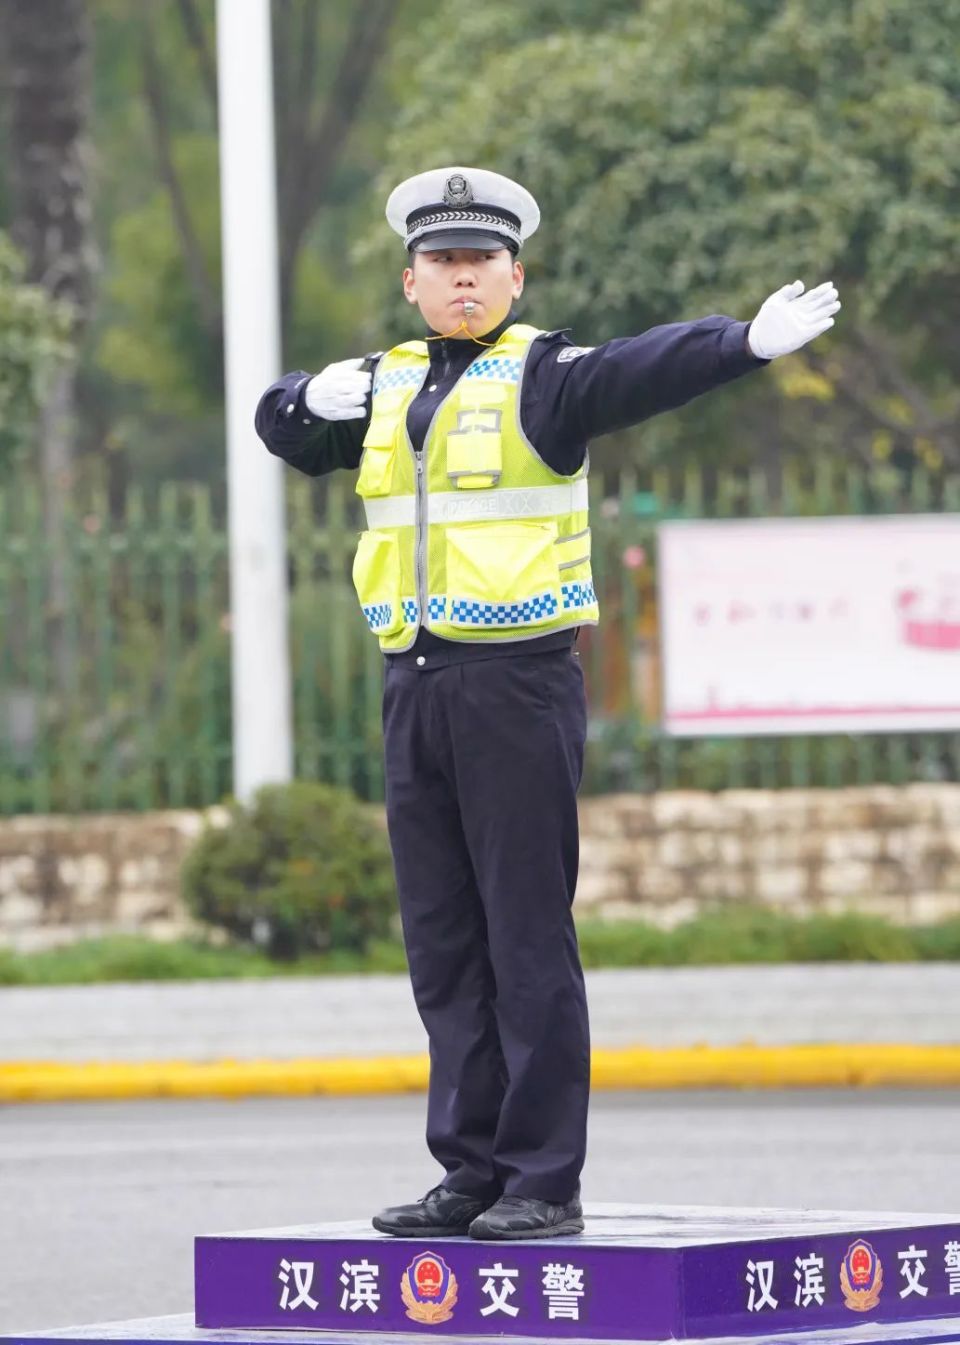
[381,642,590,1204]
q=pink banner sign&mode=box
[658,515,960,736]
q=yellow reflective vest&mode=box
[351,322,599,653]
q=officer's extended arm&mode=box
[547,279,840,442]
[253,358,374,478]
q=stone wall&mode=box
[0,810,216,952]
[2,785,960,951]
[577,784,960,927]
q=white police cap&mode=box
[386,166,540,254]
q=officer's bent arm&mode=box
[254,370,369,478]
[540,316,770,447]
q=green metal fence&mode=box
[1,456,957,815]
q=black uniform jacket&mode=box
[254,310,769,664]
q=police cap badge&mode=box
[443,173,474,206]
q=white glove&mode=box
[747,280,841,360]
[304,357,372,421]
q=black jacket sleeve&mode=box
[253,367,373,478]
[521,316,770,475]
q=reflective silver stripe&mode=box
[363,480,588,530]
[431,479,589,523]
[363,495,417,528]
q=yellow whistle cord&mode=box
[424,318,500,348]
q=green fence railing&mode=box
[1,456,957,814]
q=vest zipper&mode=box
[415,451,426,624]
[410,338,494,636]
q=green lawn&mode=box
[2,908,959,986]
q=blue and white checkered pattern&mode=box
[362,598,419,632]
[463,357,522,384]
[561,580,598,611]
[373,367,425,395]
[449,591,559,626]
[427,595,446,620]
[362,602,394,631]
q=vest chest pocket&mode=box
[352,529,404,635]
[445,520,560,628]
[446,386,506,489]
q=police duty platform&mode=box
[7,1204,960,1344]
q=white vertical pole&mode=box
[216,0,293,800]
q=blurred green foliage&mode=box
[0,934,408,986]
[574,907,923,968]
[97,135,223,418]
[2,909,958,985]
[0,234,74,469]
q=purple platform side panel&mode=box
[194,1205,960,1342]
[194,1231,678,1340]
[683,1222,960,1338]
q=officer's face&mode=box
[402,247,524,338]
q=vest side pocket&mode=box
[357,429,397,499]
[352,530,404,635]
[358,390,406,497]
[555,526,591,572]
[445,520,559,626]
[554,528,597,617]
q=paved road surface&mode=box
[3,965,959,1062]
[3,1090,960,1333]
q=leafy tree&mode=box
[89,0,402,456]
[2,0,96,679]
[98,134,222,419]
[361,0,960,473]
[270,0,399,325]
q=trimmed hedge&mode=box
[180,781,397,959]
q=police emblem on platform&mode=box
[443,173,473,207]
[400,1251,458,1324]
[840,1239,883,1311]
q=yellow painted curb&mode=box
[2,1044,960,1103]
[589,1043,960,1090]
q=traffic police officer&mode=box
[255,166,841,1240]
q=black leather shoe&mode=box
[468,1191,584,1240]
[372,1183,489,1237]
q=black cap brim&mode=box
[410,230,512,253]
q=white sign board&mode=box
[658,515,960,736]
